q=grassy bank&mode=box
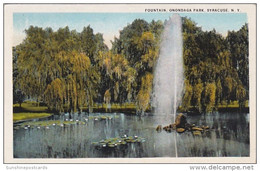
[82,103,138,114]
[13,101,49,113]
[13,100,249,122]
[13,101,52,122]
[218,100,249,108]
[13,113,52,122]
[184,100,249,114]
[217,101,249,112]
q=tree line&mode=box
[13,17,249,114]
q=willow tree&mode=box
[14,18,249,114]
[182,80,193,111]
[123,67,137,102]
[104,89,111,112]
[223,76,235,104]
[53,50,99,113]
[215,78,222,105]
[203,82,216,113]
[111,19,162,106]
[97,50,131,104]
[44,78,64,112]
[227,24,249,92]
[236,84,246,109]
[16,26,100,114]
[136,72,153,115]
[192,79,203,113]
[16,26,58,103]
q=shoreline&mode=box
[13,113,53,124]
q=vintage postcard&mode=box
[3,3,256,163]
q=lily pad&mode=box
[108,144,115,148]
[100,116,107,120]
[121,141,127,145]
[92,135,145,149]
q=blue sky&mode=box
[13,13,248,48]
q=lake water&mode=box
[13,112,249,158]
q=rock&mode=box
[175,113,187,128]
[161,125,175,133]
[185,123,192,131]
[156,125,162,132]
[163,126,169,130]
[192,127,203,131]
[169,123,176,129]
[176,128,185,133]
[201,125,210,129]
[192,131,201,136]
[165,127,172,132]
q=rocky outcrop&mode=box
[155,113,210,136]
[175,113,187,128]
[201,125,209,129]
[169,123,176,129]
[156,125,162,132]
[163,125,172,132]
[176,128,185,133]
[192,127,203,131]
[184,123,192,131]
[192,131,201,136]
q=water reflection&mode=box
[13,112,249,158]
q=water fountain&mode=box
[152,14,184,120]
[152,14,184,157]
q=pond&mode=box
[13,112,249,158]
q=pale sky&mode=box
[13,13,248,48]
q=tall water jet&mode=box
[152,14,184,121]
[152,13,184,158]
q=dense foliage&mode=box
[13,17,249,114]
[182,18,248,112]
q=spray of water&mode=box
[152,14,184,119]
[152,14,184,157]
